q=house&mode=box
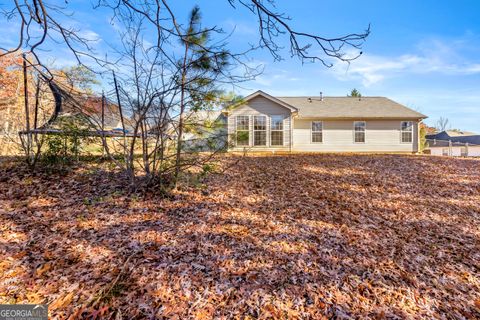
[182,110,227,151]
[223,90,427,153]
[426,130,480,157]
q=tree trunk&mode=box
[22,54,32,164]
[174,41,189,184]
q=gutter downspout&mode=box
[290,113,296,153]
[417,120,421,154]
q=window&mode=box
[311,121,323,143]
[236,116,249,146]
[401,121,413,143]
[271,115,284,146]
[354,121,366,143]
[461,146,468,157]
[442,148,449,156]
[253,115,267,146]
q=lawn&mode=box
[0,154,479,319]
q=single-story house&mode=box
[223,90,427,153]
[426,130,480,157]
[182,110,227,151]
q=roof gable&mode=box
[226,90,298,113]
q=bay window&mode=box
[236,116,249,146]
[253,115,267,146]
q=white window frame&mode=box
[461,146,468,157]
[253,115,267,146]
[311,121,323,143]
[235,115,250,147]
[400,121,413,143]
[354,121,366,143]
[270,115,284,146]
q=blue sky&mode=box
[2,0,480,131]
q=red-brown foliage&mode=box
[0,52,22,107]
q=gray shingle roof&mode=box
[443,130,477,137]
[276,96,427,119]
[426,130,480,146]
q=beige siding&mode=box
[231,96,292,116]
[228,96,292,151]
[430,146,480,157]
[292,119,420,153]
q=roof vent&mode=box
[308,97,312,103]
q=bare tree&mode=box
[81,4,254,187]
[0,52,51,162]
[435,117,450,132]
[228,0,370,66]
[1,1,369,70]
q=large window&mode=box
[270,115,284,146]
[253,115,267,146]
[311,121,323,143]
[354,121,366,143]
[442,148,449,156]
[401,121,413,143]
[461,146,468,157]
[236,116,249,146]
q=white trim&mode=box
[290,116,294,152]
[311,121,323,143]
[400,121,413,144]
[353,121,366,143]
[227,90,298,113]
[253,115,267,146]
[235,115,250,147]
[270,115,285,147]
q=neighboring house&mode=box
[223,90,427,153]
[182,110,227,151]
[426,130,480,157]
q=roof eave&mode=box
[295,116,427,120]
[224,90,298,114]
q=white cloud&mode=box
[332,38,480,87]
[255,75,273,86]
[223,19,256,36]
[78,30,101,43]
[254,69,300,87]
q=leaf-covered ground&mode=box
[1,154,479,319]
